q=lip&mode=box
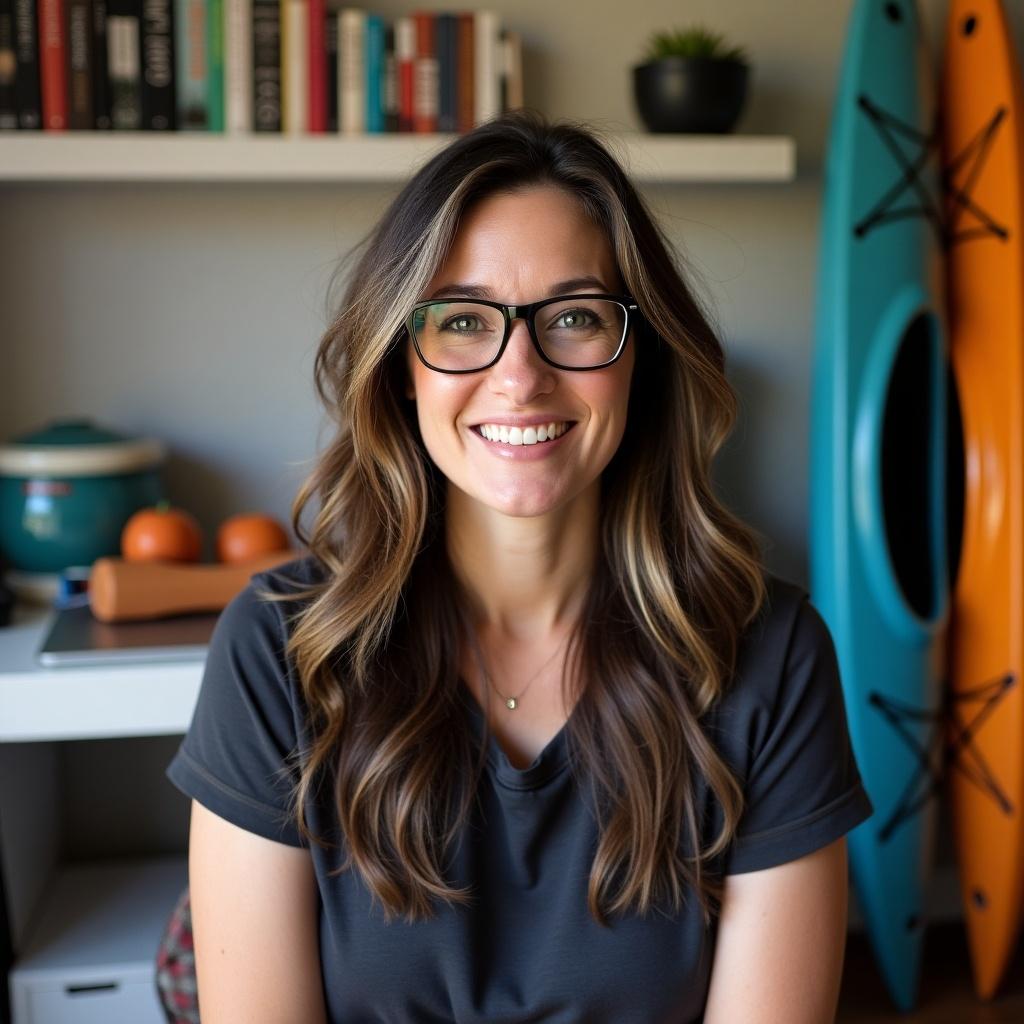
[470,421,577,458]
[469,414,577,428]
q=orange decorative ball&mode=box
[216,513,290,564]
[121,501,203,563]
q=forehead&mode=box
[426,185,620,295]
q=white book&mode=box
[339,8,366,135]
[224,0,253,132]
[473,10,501,126]
[282,0,308,133]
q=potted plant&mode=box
[632,25,751,134]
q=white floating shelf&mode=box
[0,604,202,742]
[0,131,796,183]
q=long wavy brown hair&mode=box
[256,109,767,928]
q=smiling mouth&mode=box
[473,421,576,446]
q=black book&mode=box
[67,0,94,128]
[140,0,174,129]
[92,0,111,127]
[436,12,455,133]
[12,0,40,127]
[252,0,279,131]
[325,0,337,132]
[0,0,16,128]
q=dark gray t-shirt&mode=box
[166,554,872,1023]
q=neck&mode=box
[445,480,599,642]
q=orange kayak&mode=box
[942,0,1024,1000]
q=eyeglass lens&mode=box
[412,298,627,371]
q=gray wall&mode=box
[2,0,1019,863]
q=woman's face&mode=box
[405,185,636,519]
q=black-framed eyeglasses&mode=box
[405,293,640,373]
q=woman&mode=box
[166,110,873,1023]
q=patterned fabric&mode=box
[155,885,200,1023]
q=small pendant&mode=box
[506,697,517,710]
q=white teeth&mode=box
[477,421,570,446]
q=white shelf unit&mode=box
[0,127,797,1024]
[0,130,797,183]
[0,605,202,744]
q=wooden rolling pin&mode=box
[89,548,308,623]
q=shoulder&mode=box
[708,569,841,752]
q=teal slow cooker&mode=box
[0,419,166,573]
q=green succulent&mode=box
[642,25,750,65]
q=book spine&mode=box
[324,0,335,130]
[173,0,205,128]
[364,10,381,132]
[0,0,18,127]
[140,0,174,128]
[306,0,323,129]
[66,0,94,128]
[382,21,396,132]
[206,0,222,128]
[502,29,521,111]
[107,0,140,128]
[13,0,42,127]
[38,0,67,128]
[280,0,306,132]
[455,10,471,132]
[338,7,363,135]
[394,13,411,132]
[224,0,251,131]
[435,11,455,132]
[411,10,434,133]
[251,0,278,130]
[473,8,498,126]
[91,0,110,125]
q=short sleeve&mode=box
[165,577,307,847]
[724,595,873,874]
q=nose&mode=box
[487,318,555,403]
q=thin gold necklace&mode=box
[465,623,569,711]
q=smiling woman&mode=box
[166,109,873,1024]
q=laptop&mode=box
[36,604,221,667]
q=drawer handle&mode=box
[64,982,119,996]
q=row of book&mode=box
[0,2,523,133]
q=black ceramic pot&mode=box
[632,56,749,133]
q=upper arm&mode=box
[189,799,328,1024]
[703,837,849,1024]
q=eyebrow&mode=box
[426,275,613,300]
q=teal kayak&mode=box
[809,0,949,1010]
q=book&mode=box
[338,7,363,134]
[206,0,222,128]
[106,0,140,129]
[67,0,95,128]
[411,9,434,133]
[364,10,382,132]
[0,0,17,128]
[173,0,207,129]
[501,27,520,111]
[306,0,324,129]
[473,8,499,126]
[435,10,454,132]
[394,12,412,132]
[91,0,112,126]
[280,0,307,133]
[251,0,278,130]
[224,0,252,131]
[455,10,472,133]
[140,0,175,129]
[12,0,42,127]
[381,20,395,131]
[38,0,68,128]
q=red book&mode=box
[412,11,436,133]
[38,0,68,129]
[307,0,326,131]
